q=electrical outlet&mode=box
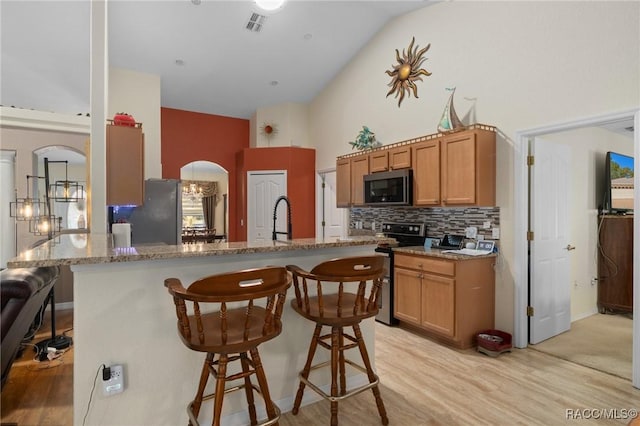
[492,227,500,239]
[103,364,124,396]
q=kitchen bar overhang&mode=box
[7,234,394,425]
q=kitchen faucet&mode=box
[272,195,292,241]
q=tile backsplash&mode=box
[350,207,500,240]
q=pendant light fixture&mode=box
[10,175,45,220]
[47,158,85,203]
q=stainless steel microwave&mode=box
[363,169,412,206]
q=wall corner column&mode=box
[89,0,108,234]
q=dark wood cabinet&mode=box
[597,215,633,313]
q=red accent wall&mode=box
[236,147,316,242]
[160,107,249,241]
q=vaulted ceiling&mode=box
[1,1,432,120]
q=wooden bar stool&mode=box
[165,266,291,426]
[286,256,388,426]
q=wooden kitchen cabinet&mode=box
[389,146,411,170]
[336,158,351,207]
[369,150,389,173]
[441,129,495,206]
[393,267,422,324]
[350,154,369,206]
[336,152,370,206]
[597,215,633,313]
[394,252,495,349]
[412,139,441,206]
[369,146,411,173]
[106,124,144,206]
[336,124,496,208]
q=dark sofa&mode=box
[1,266,60,389]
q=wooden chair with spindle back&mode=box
[165,266,291,426]
[286,255,389,426]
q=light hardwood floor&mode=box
[2,310,639,425]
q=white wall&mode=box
[308,1,640,333]
[253,102,310,148]
[109,67,162,179]
[545,128,633,321]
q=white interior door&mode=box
[530,137,572,344]
[247,171,286,242]
[319,171,346,239]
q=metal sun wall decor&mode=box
[260,122,278,143]
[437,87,465,133]
[385,37,432,107]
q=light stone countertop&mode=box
[7,234,396,268]
[393,245,498,260]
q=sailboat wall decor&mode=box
[437,87,465,133]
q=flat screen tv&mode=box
[605,151,634,213]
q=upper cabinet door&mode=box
[441,129,496,207]
[369,151,389,173]
[106,124,144,206]
[412,140,441,206]
[389,146,411,170]
[350,154,369,205]
[441,132,477,205]
[336,158,351,208]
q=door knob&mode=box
[565,244,576,251]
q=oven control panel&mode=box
[381,222,426,237]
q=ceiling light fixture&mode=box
[182,163,203,204]
[255,0,286,12]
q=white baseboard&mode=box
[572,308,599,322]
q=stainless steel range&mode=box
[374,222,427,325]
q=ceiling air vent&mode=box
[246,12,267,32]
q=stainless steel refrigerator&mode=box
[111,179,182,245]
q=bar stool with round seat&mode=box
[286,256,388,426]
[165,266,291,426]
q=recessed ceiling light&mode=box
[255,0,286,12]
[175,59,185,66]
[270,81,279,86]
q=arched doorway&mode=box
[34,146,87,232]
[180,161,228,241]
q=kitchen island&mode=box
[7,234,393,426]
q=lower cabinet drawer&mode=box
[394,254,455,276]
